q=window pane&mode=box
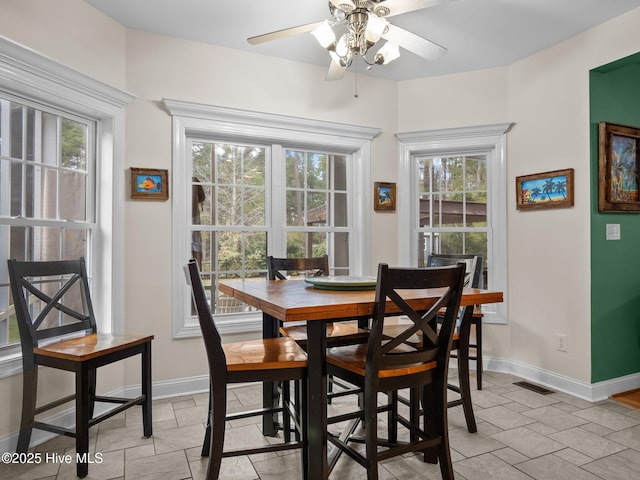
[333,155,347,191]
[243,187,265,226]
[307,192,327,226]
[0,97,94,353]
[286,231,327,260]
[307,153,327,190]
[60,170,87,221]
[286,190,304,226]
[284,149,351,274]
[192,142,213,183]
[10,102,23,160]
[0,284,19,347]
[61,118,87,170]
[10,160,22,217]
[416,154,489,278]
[63,228,88,260]
[286,151,305,189]
[334,192,348,227]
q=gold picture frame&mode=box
[374,182,396,211]
[130,168,169,200]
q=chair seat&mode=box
[327,343,436,378]
[223,337,308,371]
[35,333,153,361]
[280,321,369,345]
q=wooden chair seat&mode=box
[328,343,436,378]
[224,337,308,372]
[35,333,153,361]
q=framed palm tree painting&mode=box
[599,122,640,212]
[374,182,396,211]
[516,168,574,211]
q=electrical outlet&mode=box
[557,334,568,352]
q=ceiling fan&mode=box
[248,0,450,80]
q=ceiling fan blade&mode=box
[380,0,450,18]
[382,24,446,61]
[326,59,347,81]
[247,22,323,45]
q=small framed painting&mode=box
[374,182,396,211]
[130,168,169,200]
[598,122,640,212]
[516,168,574,211]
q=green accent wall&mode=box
[590,53,640,383]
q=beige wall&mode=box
[2,0,640,443]
[397,7,640,384]
[122,29,399,384]
[0,0,398,440]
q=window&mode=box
[0,98,95,354]
[416,154,488,284]
[165,100,379,337]
[0,36,133,376]
[397,124,511,324]
[284,150,350,276]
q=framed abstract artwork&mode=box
[598,122,640,212]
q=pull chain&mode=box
[354,56,359,98]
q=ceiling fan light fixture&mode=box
[374,42,400,65]
[311,20,337,50]
[336,34,351,57]
[364,13,388,45]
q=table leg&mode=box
[262,313,279,436]
[305,320,328,480]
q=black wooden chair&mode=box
[267,255,370,348]
[382,254,483,433]
[186,259,308,480]
[268,255,369,402]
[7,258,153,478]
[326,263,465,480]
[428,253,485,391]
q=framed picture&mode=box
[516,168,574,211]
[130,168,169,200]
[374,182,396,211]
[598,122,640,212]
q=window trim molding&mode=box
[0,36,135,377]
[163,99,380,338]
[396,123,513,324]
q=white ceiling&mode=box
[84,0,640,81]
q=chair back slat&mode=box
[267,255,329,280]
[427,253,483,289]
[367,263,465,376]
[7,258,97,354]
[186,259,227,384]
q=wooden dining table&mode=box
[218,277,503,480]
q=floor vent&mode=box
[513,381,554,395]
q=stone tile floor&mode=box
[2,370,640,479]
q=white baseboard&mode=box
[485,357,640,402]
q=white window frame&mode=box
[0,37,134,377]
[164,99,379,338]
[397,124,512,324]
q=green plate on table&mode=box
[304,276,377,291]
